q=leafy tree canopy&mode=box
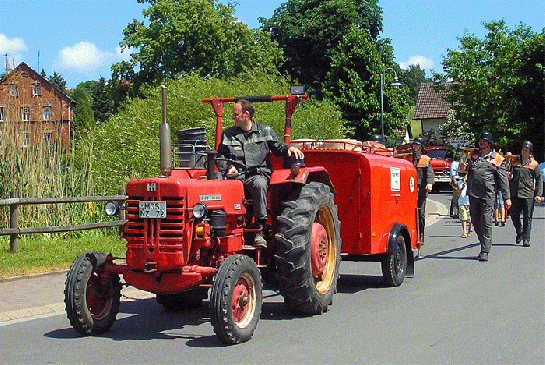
[324,26,409,140]
[48,71,67,93]
[112,0,283,88]
[435,21,544,160]
[70,86,95,137]
[260,0,383,97]
[399,64,430,105]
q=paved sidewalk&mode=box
[0,198,447,324]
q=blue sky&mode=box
[1,0,543,89]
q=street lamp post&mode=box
[380,68,402,140]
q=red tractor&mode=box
[64,88,420,344]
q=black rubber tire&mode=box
[64,251,121,336]
[381,235,407,287]
[210,254,263,344]
[274,182,341,314]
[156,287,209,311]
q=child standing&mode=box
[458,173,472,238]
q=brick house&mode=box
[0,62,73,149]
[413,82,454,138]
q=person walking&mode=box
[412,137,435,247]
[508,141,543,247]
[458,173,472,238]
[493,187,506,226]
[464,131,511,261]
[450,153,461,218]
[216,99,304,247]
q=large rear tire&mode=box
[274,182,341,314]
[210,254,262,344]
[64,251,121,335]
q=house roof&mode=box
[413,82,453,120]
[1,62,75,103]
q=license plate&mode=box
[139,201,167,218]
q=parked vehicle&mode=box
[426,143,454,191]
[64,89,420,344]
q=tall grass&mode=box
[0,120,103,240]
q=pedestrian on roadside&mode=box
[412,137,435,246]
[458,173,472,238]
[450,153,461,218]
[464,131,511,261]
[508,141,543,247]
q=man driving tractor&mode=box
[216,99,304,247]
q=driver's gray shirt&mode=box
[216,121,288,179]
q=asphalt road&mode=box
[1,192,543,364]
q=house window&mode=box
[0,106,4,122]
[22,106,30,121]
[22,132,30,148]
[43,132,53,145]
[33,83,41,96]
[43,106,51,121]
[10,84,18,96]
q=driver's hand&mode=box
[227,165,238,174]
[288,146,304,160]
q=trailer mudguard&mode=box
[388,222,415,278]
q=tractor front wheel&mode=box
[210,254,262,344]
[64,251,121,335]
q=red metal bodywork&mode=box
[272,141,420,256]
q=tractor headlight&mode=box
[192,203,208,219]
[104,201,120,216]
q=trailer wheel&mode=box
[210,254,262,344]
[64,251,121,335]
[156,288,209,311]
[381,235,407,287]
[274,182,341,314]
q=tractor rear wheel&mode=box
[274,182,341,314]
[156,288,209,311]
[64,251,121,335]
[381,235,407,287]
[210,254,262,344]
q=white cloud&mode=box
[400,55,435,70]
[56,42,135,74]
[0,34,27,54]
[58,42,104,72]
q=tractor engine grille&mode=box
[124,196,187,269]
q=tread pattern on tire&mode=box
[64,251,121,336]
[274,182,341,314]
[210,254,263,344]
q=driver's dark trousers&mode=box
[243,174,269,223]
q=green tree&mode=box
[48,71,66,92]
[436,21,544,160]
[71,86,95,136]
[260,0,383,97]
[112,0,282,89]
[400,64,429,105]
[324,27,409,140]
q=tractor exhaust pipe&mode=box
[160,85,172,177]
